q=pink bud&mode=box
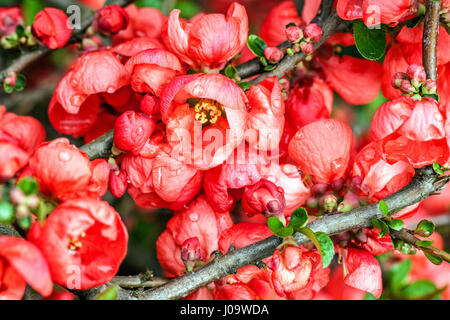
[285,25,303,43]
[320,193,337,212]
[306,197,319,209]
[109,169,128,198]
[241,179,286,217]
[300,41,314,54]
[140,94,157,116]
[391,72,408,89]
[399,79,415,94]
[9,188,25,204]
[4,72,17,86]
[181,237,203,269]
[264,46,283,64]
[330,178,345,192]
[114,111,156,155]
[304,23,322,43]
[422,79,437,94]
[406,64,426,84]
[311,183,328,196]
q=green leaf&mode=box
[0,201,14,224]
[387,218,404,231]
[95,285,118,300]
[414,219,434,237]
[406,16,422,28]
[14,74,26,91]
[416,240,433,248]
[247,35,267,58]
[378,200,389,216]
[387,259,411,292]
[238,81,252,91]
[268,217,293,237]
[17,177,39,195]
[17,215,31,230]
[279,225,294,237]
[402,280,440,300]
[3,82,13,94]
[285,22,297,28]
[288,207,308,231]
[353,20,387,61]
[371,218,390,235]
[315,232,335,268]
[398,241,414,255]
[264,64,277,71]
[224,65,237,79]
[432,162,444,175]
[424,252,443,265]
[425,93,440,102]
[299,228,334,268]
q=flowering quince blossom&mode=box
[93,5,129,35]
[28,138,109,201]
[160,73,248,170]
[162,2,248,71]
[31,8,72,49]
[370,96,449,167]
[0,236,53,300]
[0,106,45,179]
[28,198,128,290]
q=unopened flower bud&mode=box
[406,64,426,86]
[337,191,360,213]
[355,229,368,243]
[181,237,203,271]
[93,5,129,35]
[320,193,337,212]
[4,71,16,86]
[109,169,128,198]
[241,179,286,217]
[392,72,408,89]
[9,188,25,204]
[311,183,328,196]
[330,178,345,192]
[0,8,23,36]
[399,79,415,94]
[304,23,322,42]
[264,46,283,64]
[422,79,437,94]
[24,195,39,209]
[285,25,303,43]
[16,203,29,219]
[300,41,314,54]
[306,196,319,209]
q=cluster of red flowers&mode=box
[0,0,449,300]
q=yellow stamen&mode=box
[68,238,83,251]
[193,99,224,125]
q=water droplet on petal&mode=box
[189,212,199,222]
[58,151,71,162]
[192,85,203,96]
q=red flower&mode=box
[0,236,52,300]
[241,179,286,217]
[288,119,354,184]
[160,73,248,170]
[342,247,382,298]
[27,198,128,290]
[0,8,23,36]
[112,5,167,43]
[352,141,414,202]
[267,246,330,300]
[246,77,285,151]
[31,8,72,49]
[0,107,46,179]
[162,3,248,70]
[370,97,448,167]
[318,266,366,300]
[124,48,183,95]
[156,196,233,277]
[286,76,333,129]
[94,5,129,35]
[29,138,109,200]
[114,111,156,155]
[218,223,272,253]
[337,0,418,27]
[111,37,164,59]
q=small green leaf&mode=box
[388,259,411,292]
[264,64,277,71]
[224,65,237,79]
[315,232,334,268]
[279,225,294,237]
[371,218,390,235]
[238,81,252,91]
[353,20,387,60]
[416,240,433,248]
[259,56,268,67]
[402,280,440,300]
[424,252,443,265]
[398,241,413,255]
[3,82,13,94]
[17,177,39,195]
[414,219,434,237]
[0,201,14,224]
[14,74,26,91]
[17,215,31,230]
[288,207,308,231]
[285,22,297,28]
[387,218,404,231]
[425,93,440,102]
[378,200,389,216]
[432,162,444,175]
[247,35,267,58]
[95,285,118,300]
[268,217,284,236]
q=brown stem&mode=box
[422,0,441,80]
[390,228,450,263]
[79,129,114,160]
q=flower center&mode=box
[193,99,224,125]
[68,232,86,251]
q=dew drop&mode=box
[189,212,199,222]
[58,151,72,162]
[192,85,203,96]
